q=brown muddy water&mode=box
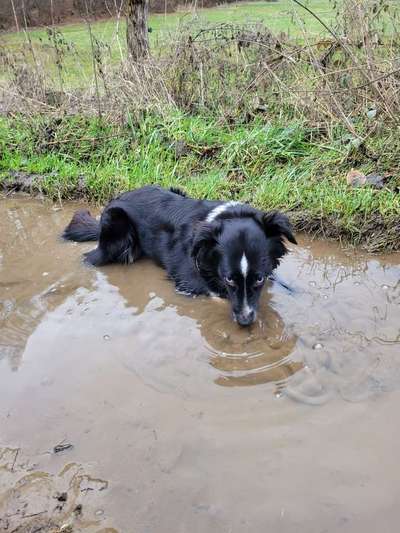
[1,195,400,533]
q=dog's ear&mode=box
[191,222,221,259]
[260,211,297,244]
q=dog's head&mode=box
[192,207,297,326]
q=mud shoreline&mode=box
[2,172,398,254]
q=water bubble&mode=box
[103,334,111,341]
[313,343,323,350]
[382,284,389,290]
[308,281,316,287]
[323,295,329,300]
[42,272,49,277]
[95,509,104,516]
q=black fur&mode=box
[62,210,100,242]
[63,186,297,325]
[169,187,187,197]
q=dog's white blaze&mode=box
[240,253,248,278]
[206,201,242,223]
[240,253,252,317]
[242,301,252,316]
[242,286,252,317]
[242,259,252,317]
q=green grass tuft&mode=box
[1,112,399,251]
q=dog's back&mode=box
[112,186,217,230]
[63,186,222,268]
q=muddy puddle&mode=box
[1,195,400,533]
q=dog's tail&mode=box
[169,187,187,197]
[62,209,100,242]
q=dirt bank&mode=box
[2,171,399,254]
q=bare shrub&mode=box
[1,0,400,135]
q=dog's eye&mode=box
[225,276,236,287]
[254,275,264,287]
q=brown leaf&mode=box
[346,169,366,188]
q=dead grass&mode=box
[1,1,400,134]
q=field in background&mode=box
[2,1,333,44]
[0,1,334,86]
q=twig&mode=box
[288,67,400,94]
[1,87,57,110]
[10,0,20,32]
[83,0,102,119]
[293,6,357,135]
[21,0,43,97]
[113,0,125,62]
[11,448,19,471]
[22,510,47,519]
[53,440,73,453]
[290,0,340,41]
[4,187,17,197]
[290,0,398,122]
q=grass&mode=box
[1,113,399,251]
[3,1,333,44]
[1,0,400,252]
[0,1,334,87]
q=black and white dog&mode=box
[63,186,297,326]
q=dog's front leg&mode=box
[173,265,211,297]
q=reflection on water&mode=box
[273,246,400,403]
[1,195,400,404]
[101,263,300,391]
[206,312,300,388]
[0,199,94,370]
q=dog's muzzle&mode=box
[234,309,256,327]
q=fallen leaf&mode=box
[346,169,366,187]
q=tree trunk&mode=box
[126,0,149,62]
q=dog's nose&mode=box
[236,310,256,326]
